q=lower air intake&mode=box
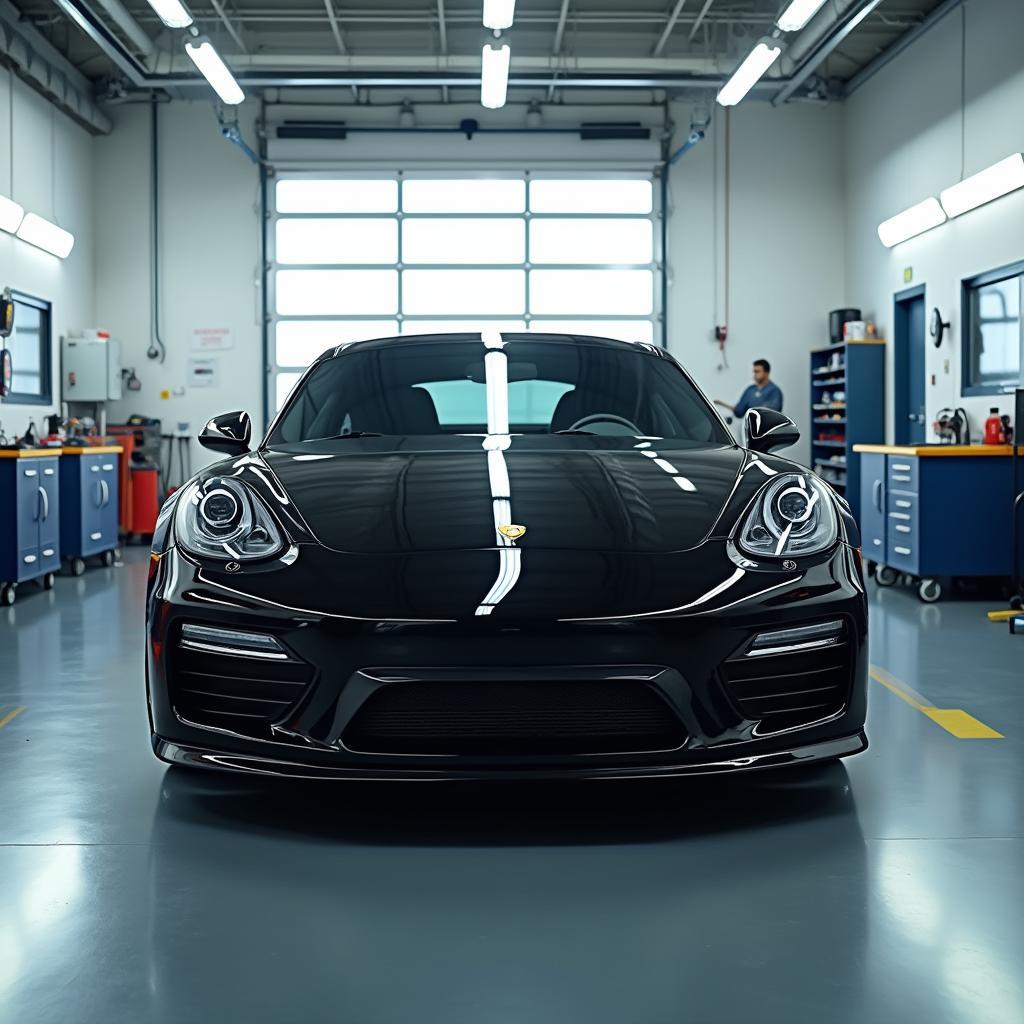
[342,678,686,756]
[720,623,852,733]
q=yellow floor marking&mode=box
[869,666,1003,740]
[0,706,26,730]
[986,609,1018,622]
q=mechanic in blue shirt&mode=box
[715,359,784,418]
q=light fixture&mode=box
[0,194,24,234]
[483,0,516,31]
[185,38,245,105]
[776,0,828,32]
[716,39,783,107]
[876,197,946,248]
[16,213,75,258]
[940,153,1024,218]
[481,43,510,109]
[144,0,193,29]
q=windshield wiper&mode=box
[325,431,383,439]
[554,429,597,435]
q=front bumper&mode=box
[146,543,869,780]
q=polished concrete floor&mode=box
[0,550,1021,1023]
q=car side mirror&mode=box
[744,407,800,454]
[199,411,252,455]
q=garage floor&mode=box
[1,550,1021,1024]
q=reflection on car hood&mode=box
[259,442,747,554]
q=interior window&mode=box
[963,264,1024,395]
[3,292,52,405]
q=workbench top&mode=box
[0,448,63,458]
[59,446,124,455]
[853,443,1015,457]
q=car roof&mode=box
[320,332,666,361]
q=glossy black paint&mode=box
[198,411,252,456]
[744,407,801,454]
[147,334,868,780]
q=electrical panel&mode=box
[62,336,122,402]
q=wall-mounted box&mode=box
[62,336,122,402]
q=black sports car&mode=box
[147,332,867,779]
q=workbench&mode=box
[853,443,1016,601]
[58,446,122,575]
[0,449,62,604]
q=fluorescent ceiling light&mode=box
[940,153,1024,218]
[0,194,24,234]
[717,40,783,107]
[144,0,193,29]
[777,0,828,32]
[481,43,511,109]
[483,0,516,31]
[185,38,245,105]
[877,197,946,248]
[16,213,75,258]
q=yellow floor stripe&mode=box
[869,666,1003,739]
[0,706,26,730]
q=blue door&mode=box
[895,287,927,444]
[858,453,886,563]
[15,460,42,580]
[37,459,61,571]
[82,457,105,556]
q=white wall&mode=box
[0,74,95,437]
[667,100,848,464]
[844,0,1024,441]
[94,99,261,472]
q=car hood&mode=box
[257,441,748,554]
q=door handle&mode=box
[100,479,109,507]
[36,486,47,522]
[872,479,882,511]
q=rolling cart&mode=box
[0,449,62,605]
[58,445,122,576]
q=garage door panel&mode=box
[275,270,399,316]
[276,219,398,264]
[402,178,526,213]
[402,218,525,264]
[402,270,526,316]
[529,270,654,316]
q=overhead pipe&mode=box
[94,0,154,57]
[772,0,883,105]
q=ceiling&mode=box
[11,0,950,99]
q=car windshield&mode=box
[269,334,731,445]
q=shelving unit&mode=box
[809,340,885,521]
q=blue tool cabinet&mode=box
[0,450,62,604]
[58,447,121,575]
[856,444,1016,602]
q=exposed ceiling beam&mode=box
[552,0,570,55]
[209,0,248,54]
[652,0,687,57]
[322,0,346,54]
[94,0,153,56]
[687,0,715,42]
[437,0,448,102]
[772,0,883,105]
[845,0,962,96]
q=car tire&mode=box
[875,565,897,587]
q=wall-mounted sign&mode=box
[187,357,220,388]
[903,267,913,283]
[190,327,234,352]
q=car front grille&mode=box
[170,631,315,737]
[720,624,852,733]
[342,678,686,756]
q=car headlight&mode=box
[174,477,285,561]
[737,473,838,559]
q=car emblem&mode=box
[225,561,241,573]
[782,559,797,571]
[498,524,527,542]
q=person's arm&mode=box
[714,399,737,414]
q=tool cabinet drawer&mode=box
[887,457,918,493]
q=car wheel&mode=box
[875,565,897,587]
[918,578,942,603]
[71,557,86,577]
[0,584,15,606]
[42,572,56,590]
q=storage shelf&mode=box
[813,403,847,411]
[813,417,846,425]
[812,377,847,386]
[813,440,846,448]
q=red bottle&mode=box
[984,408,1004,445]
